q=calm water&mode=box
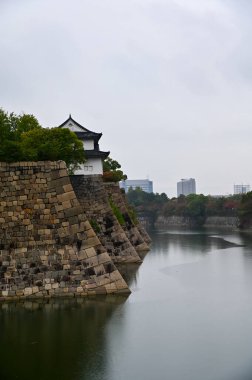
[1,228,252,380]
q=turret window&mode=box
[84,165,93,172]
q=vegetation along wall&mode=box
[104,183,151,249]
[70,175,143,263]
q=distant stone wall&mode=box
[204,216,239,227]
[70,175,141,263]
[155,215,239,228]
[155,216,191,227]
[104,183,151,250]
[0,161,129,300]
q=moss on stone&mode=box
[109,197,125,226]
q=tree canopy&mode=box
[103,156,127,182]
[0,109,85,173]
[127,188,240,226]
[127,187,168,220]
[238,191,252,228]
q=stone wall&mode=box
[155,216,191,227]
[70,175,142,263]
[104,183,151,250]
[204,216,239,227]
[155,215,239,229]
[0,161,129,300]
[136,223,152,245]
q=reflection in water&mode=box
[0,297,127,380]
[150,229,242,256]
[117,263,141,288]
[2,229,252,380]
[105,229,252,380]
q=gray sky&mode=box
[1,0,252,196]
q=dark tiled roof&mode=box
[85,150,110,159]
[58,115,102,141]
[75,131,102,141]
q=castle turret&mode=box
[58,115,109,175]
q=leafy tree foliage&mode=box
[206,196,240,217]
[127,187,169,220]
[103,156,127,182]
[238,191,252,228]
[127,188,240,226]
[0,109,40,140]
[183,194,208,225]
[0,108,85,172]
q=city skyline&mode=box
[1,1,252,197]
[122,177,252,197]
[234,184,251,195]
[120,179,153,194]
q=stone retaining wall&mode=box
[0,161,129,300]
[70,175,141,263]
[204,216,239,227]
[155,215,239,228]
[104,183,151,251]
[155,216,191,227]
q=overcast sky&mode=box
[1,0,252,196]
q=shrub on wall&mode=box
[109,198,125,225]
[90,219,101,233]
[103,156,127,183]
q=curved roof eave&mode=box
[85,150,110,159]
[58,115,103,138]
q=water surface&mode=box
[1,228,252,380]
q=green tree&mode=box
[13,114,41,139]
[0,109,13,142]
[0,108,85,172]
[127,187,169,221]
[238,191,252,228]
[184,194,208,225]
[20,127,85,172]
[103,156,127,182]
[0,109,21,161]
[0,109,41,140]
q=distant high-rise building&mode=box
[234,184,250,195]
[120,179,153,193]
[177,178,196,197]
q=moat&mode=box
[1,228,252,380]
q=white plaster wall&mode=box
[65,121,86,132]
[83,140,94,150]
[74,157,103,175]
[63,125,94,150]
